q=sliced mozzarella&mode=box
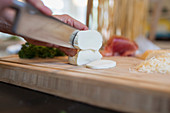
[68,50,102,66]
[86,60,116,69]
[73,30,103,50]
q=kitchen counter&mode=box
[0,82,121,113]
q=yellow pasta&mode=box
[87,0,149,42]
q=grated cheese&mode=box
[136,53,170,74]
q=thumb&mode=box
[26,0,52,16]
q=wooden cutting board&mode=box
[0,55,170,113]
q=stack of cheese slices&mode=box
[68,30,116,69]
[136,50,170,74]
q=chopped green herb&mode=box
[18,42,65,59]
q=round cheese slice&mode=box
[86,60,116,69]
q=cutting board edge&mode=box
[0,60,170,94]
[1,63,170,113]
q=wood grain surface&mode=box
[0,55,170,113]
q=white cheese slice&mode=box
[86,60,116,69]
[68,50,102,66]
[73,30,103,50]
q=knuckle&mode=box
[63,14,70,18]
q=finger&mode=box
[26,0,52,16]
[1,8,15,23]
[67,17,89,30]
[54,15,88,30]
[24,38,59,48]
[58,46,77,57]
[0,0,13,17]
[0,0,12,11]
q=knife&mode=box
[11,0,79,48]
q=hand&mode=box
[0,0,88,56]
[0,0,52,23]
[25,14,88,56]
[0,0,52,34]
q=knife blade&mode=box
[11,0,79,48]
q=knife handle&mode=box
[10,0,48,33]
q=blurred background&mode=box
[0,0,170,57]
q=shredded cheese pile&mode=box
[136,53,170,74]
